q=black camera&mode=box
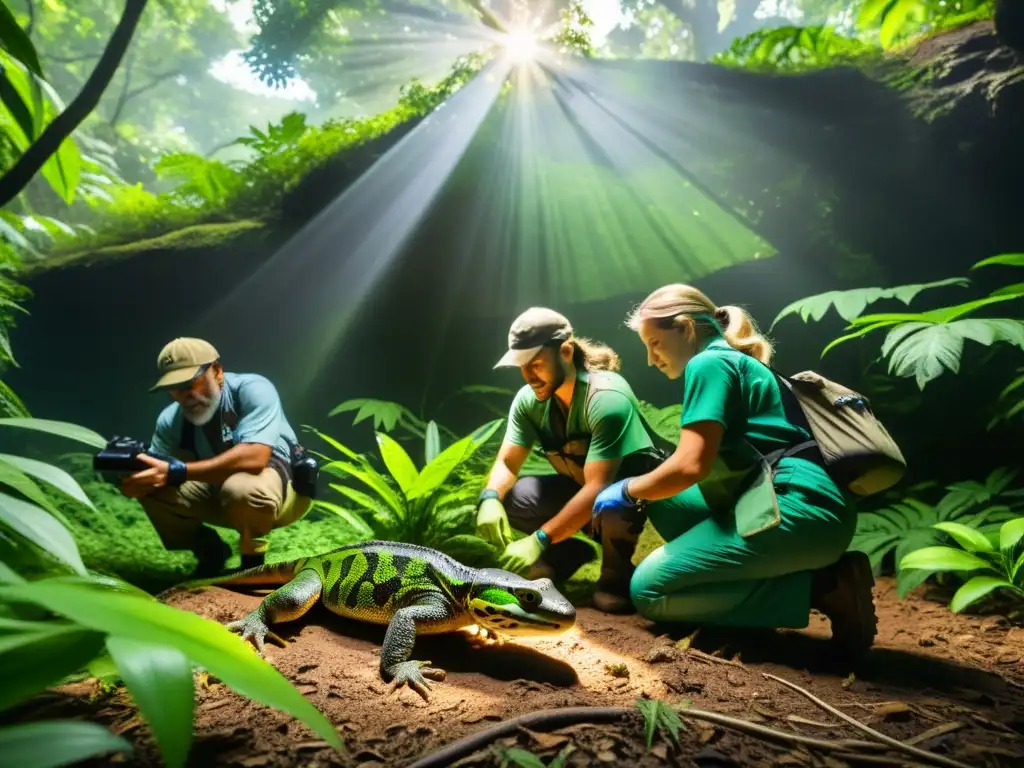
[93,436,150,474]
[290,443,320,499]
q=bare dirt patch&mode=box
[10,577,1024,767]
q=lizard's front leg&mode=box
[226,569,323,655]
[380,598,451,702]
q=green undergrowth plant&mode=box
[850,466,1024,595]
[497,744,576,768]
[0,416,343,768]
[330,387,557,478]
[899,516,1024,616]
[772,253,1024,393]
[306,418,505,566]
[42,53,488,256]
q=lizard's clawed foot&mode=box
[384,660,447,702]
[226,613,287,655]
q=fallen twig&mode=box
[763,673,974,768]
[685,647,745,668]
[405,705,886,768]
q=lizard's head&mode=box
[467,568,576,637]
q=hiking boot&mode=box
[592,589,636,615]
[190,527,231,579]
[811,550,878,661]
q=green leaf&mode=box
[972,253,1024,270]
[0,581,343,750]
[0,4,43,76]
[498,747,547,768]
[0,455,72,525]
[374,432,419,494]
[899,545,992,573]
[770,277,968,330]
[320,461,404,515]
[821,321,899,357]
[999,517,1024,553]
[0,418,107,449]
[933,521,995,553]
[407,433,476,501]
[0,720,131,768]
[328,399,411,432]
[949,576,1015,613]
[0,623,106,711]
[885,323,964,389]
[106,637,195,768]
[879,0,921,48]
[895,565,932,599]
[311,501,374,538]
[991,283,1024,299]
[0,491,86,575]
[424,421,441,465]
[0,561,25,584]
[0,453,94,510]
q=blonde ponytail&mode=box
[572,336,621,372]
[626,284,774,364]
[715,305,774,365]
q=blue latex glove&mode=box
[592,478,638,519]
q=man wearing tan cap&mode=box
[120,337,312,576]
[477,307,667,613]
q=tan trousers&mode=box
[139,468,312,556]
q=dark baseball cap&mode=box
[493,307,573,368]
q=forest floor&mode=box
[13,575,1024,768]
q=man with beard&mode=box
[121,338,311,576]
[477,308,667,613]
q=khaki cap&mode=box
[149,337,219,392]
[494,307,573,368]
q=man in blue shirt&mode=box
[121,337,311,576]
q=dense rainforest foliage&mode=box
[1,1,1022,766]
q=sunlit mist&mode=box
[195,0,780,399]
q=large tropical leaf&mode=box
[949,575,1016,613]
[973,253,1024,270]
[0,621,106,712]
[0,418,107,449]
[0,455,73,525]
[0,491,86,575]
[106,637,195,768]
[899,546,992,573]
[328,399,415,433]
[770,277,968,329]
[0,581,343,749]
[0,720,132,768]
[884,319,1024,389]
[319,460,404,516]
[0,4,43,76]
[0,453,94,510]
[374,432,419,494]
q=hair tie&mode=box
[714,307,729,324]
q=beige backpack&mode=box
[771,370,907,496]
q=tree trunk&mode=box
[0,0,149,208]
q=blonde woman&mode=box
[591,285,877,659]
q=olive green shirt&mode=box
[504,369,662,484]
[679,338,843,510]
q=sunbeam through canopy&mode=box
[199,1,778,396]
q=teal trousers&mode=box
[631,481,857,629]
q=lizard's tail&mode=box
[178,558,307,591]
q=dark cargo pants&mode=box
[505,474,648,594]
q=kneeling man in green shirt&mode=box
[477,308,666,613]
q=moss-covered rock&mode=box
[27,220,269,275]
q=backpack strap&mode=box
[764,368,827,470]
